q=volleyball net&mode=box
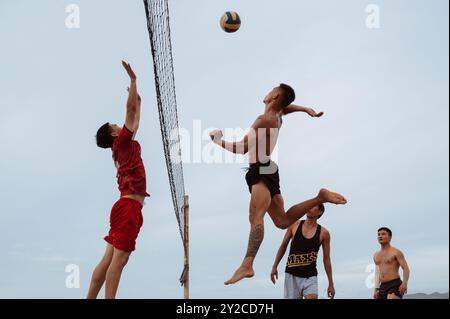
[143,0,189,298]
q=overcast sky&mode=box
[0,0,448,299]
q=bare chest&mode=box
[374,252,397,266]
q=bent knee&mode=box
[272,217,290,229]
[275,220,289,229]
[249,216,264,226]
[112,253,130,266]
[249,208,265,224]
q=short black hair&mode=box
[278,83,296,108]
[378,227,392,237]
[96,122,113,148]
[317,203,325,219]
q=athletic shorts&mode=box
[104,197,143,252]
[377,278,403,299]
[284,273,319,299]
[245,160,281,198]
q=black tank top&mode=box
[285,220,322,278]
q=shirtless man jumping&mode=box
[209,84,347,285]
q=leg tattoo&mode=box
[245,224,264,258]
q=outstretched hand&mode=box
[122,60,137,81]
[306,107,324,118]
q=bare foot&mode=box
[318,188,347,205]
[224,266,255,285]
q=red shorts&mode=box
[104,198,143,252]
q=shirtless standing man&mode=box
[373,227,410,299]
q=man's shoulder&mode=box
[390,246,404,256]
[288,220,300,229]
[319,224,329,233]
[319,225,330,240]
[289,220,301,234]
[291,219,301,227]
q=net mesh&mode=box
[143,0,185,241]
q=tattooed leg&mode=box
[225,183,271,285]
[245,224,264,258]
[224,224,264,285]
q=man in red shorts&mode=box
[87,61,149,299]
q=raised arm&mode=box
[322,229,335,298]
[396,250,410,296]
[127,87,142,139]
[270,225,294,284]
[122,61,140,135]
[283,104,324,117]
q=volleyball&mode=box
[220,11,241,33]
